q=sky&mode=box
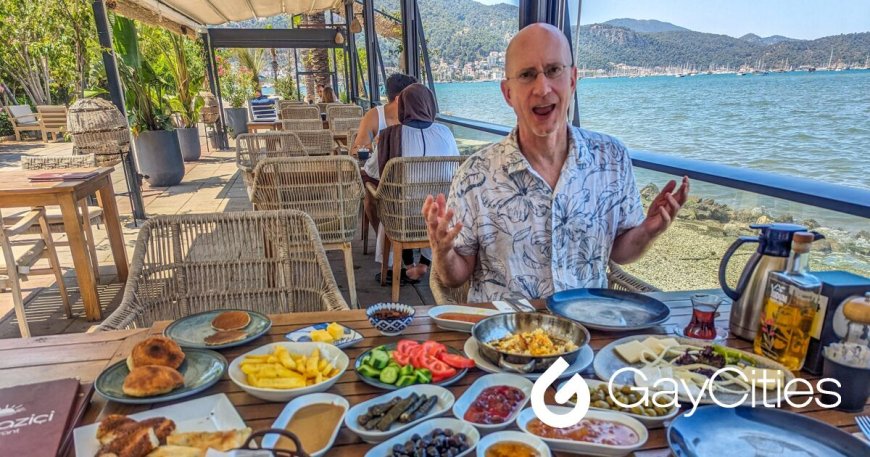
[473,0,870,40]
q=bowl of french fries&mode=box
[228,342,349,401]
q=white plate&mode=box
[262,393,348,457]
[428,306,501,332]
[228,342,349,402]
[346,385,455,443]
[452,373,533,433]
[285,322,364,348]
[476,430,551,457]
[516,406,648,457]
[73,394,245,457]
[556,379,679,428]
[364,418,480,457]
[464,337,594,380]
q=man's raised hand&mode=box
[423,193,462,257]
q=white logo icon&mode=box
[0,404,25,418]
[530,357,590,428]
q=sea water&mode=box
[434,70,869,233]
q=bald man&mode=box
[422,23,689,301]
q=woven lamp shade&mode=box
[67,98,131,166]
[200,92,220,124]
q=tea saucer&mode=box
[672,326,730,342]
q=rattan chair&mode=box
[329,117,361,149]
[281,106,320,120]
[326,105,363,124]
[249,157,364,307]
[278,100,304,112]
[236,132,307,195]
[369,156,466,302]
[294,130,336,156]
[606,261,661,292]
[97,210,349,331]
[282,119,324,131]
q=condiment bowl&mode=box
[452,373,533,433]
[364,417,480,457]
[262,393,349,457]
[556,379,679,428]
[476,430,550,457]
[228,342,349,402]
[367,302,415,336]
[516,406,648,457]
[345,384,455,443]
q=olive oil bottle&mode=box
[753,232,821,370]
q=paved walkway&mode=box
[0,135,434,338]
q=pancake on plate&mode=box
[203,330,248,346]
[211,311,251,331]
[127,336,185,370]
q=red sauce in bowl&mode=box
[463,385,525,424]
[438,312,486,324]
[527,418,639,446]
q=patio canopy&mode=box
[114,0,344,34]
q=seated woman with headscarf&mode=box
[362,83,460,282]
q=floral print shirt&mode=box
[447,126,645,302]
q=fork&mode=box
[857,416,870,441]
[506,295,536,313]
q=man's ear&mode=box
[500,80,513,108]
[569,66,578,93]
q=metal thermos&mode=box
[719,223,823,341]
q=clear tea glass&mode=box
[684,294,726,340]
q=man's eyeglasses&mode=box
[506,64,569,84]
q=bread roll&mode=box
[123,366,184,397]
[129,336,185,370]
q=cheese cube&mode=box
[615,340,649,363]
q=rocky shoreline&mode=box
[624,184,869,291]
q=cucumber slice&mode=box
[379,365,399,384]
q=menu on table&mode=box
[0,378,82,457]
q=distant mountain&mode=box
[604,18,689,33]
[739,33,796,46]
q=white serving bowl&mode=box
[476,430,550,457]
[262,393,349,457]
[452,373,533,433]
[516,406,648,457]
[228,342,349,402]
[345,385,455,443]
[364,418,480,457]
[428,305,499,333]
[556,378,680,428]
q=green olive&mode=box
[620,385,632,395]
[593,400,609,409]
[645,408,657,416]
[630,406,644,415]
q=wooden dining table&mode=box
[2,290,866,456]
[0,167,128,320]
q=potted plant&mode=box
[218,55,254,138]
[167,34,204,161]
[113,16,184,187]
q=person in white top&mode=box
[352,74,417,241]
[362,83,460,281]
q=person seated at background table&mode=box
[321,86,337,103]
[422,23,689,301]
[249,88,273,106]
[363,83,460,283]
[352,73,418,251]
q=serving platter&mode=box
[668,406,870,457]
[345,385,455,443]
[547,288,670,331]
[452,373,533,432]
[364,418,480,457]
[463,336,594,380]
[285,321,364,348]
[556,378,680,428]
[516,406,648,456]
[355,343,469,390]
[95,348,226,405]
[594,334,796,405]
[73,394,244,456]
[164,309,271,349]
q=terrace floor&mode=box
[0,133,434,339]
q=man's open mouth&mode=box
[532,104,556,117]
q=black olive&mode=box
[456,433,468,443]
[444,429,454,437]
[432,428,443,436]
[412,434,422,442]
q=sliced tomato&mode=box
[396,340,420,355]
[410,347,426,369]
[392,351,410,366]
[427,359,457,382]
[437,352,476,369]
[422,341,446,357]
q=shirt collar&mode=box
[503,126,587,176]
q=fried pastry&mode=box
[127,336,185,370]
[203,330,247,346]
[166,427,253,452]
[96,426,159,457]
[211,311,251,331]
[122,365,184,397]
